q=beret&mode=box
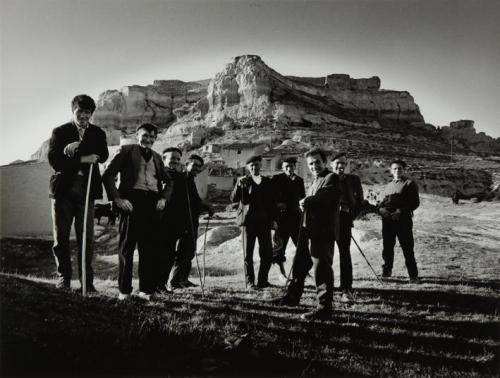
[245,155,262,164]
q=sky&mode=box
[1,0,499,165]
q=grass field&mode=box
[1,193,499,377]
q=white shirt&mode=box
[251,175,262,185]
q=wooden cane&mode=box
[81,163,94,297]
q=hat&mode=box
[136,123,158,135]
[283,157,297,164]
[331,152,346,161]
[245,155,262,164]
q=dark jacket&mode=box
[163,170,210,229]
[272,173,306,221]
[334,173,364,228]
[303,170,340,241]
[379,177,419,218]
[230,176,276,227]
[102,144,172,201]
[48,122,109,199]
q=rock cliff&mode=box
[439,120,500,155]
[92,79,208,134]
[201,55,424,130]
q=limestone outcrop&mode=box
[92,80,208,134]
[201,55,424,130]
[439,120,500,155]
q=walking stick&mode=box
[239,182,248,288]
[185,179,205,298]
[81,163,94,297]
[351,235,383,283]
[202,216,210,287]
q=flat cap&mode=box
[245,155,262,164]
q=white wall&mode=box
[0,161,53,237]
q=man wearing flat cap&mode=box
[330,152,364,301]
[271,157,306,278]
[103,123,172,301]
[160,152,214,290]
[230,155,277,289]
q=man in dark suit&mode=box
[273,148,340,320]
[378,159,420,283]
[230,155,277,289]
[271,157,306,278]
[159,152,214,290]
[102,123,172,301]
[330,152,364,301]
[48,94,109,292]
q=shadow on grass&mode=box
[1,274,363,378]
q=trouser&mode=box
[336,212,353,291]
[51,175,95,287]
[117,190,161,294]
[382,216,418,278]
[243,222,273,285]
[272,213,301,264]
[287,235,334,310]
[170,223,198,285]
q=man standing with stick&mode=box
[330,152,363,301]
[273,148,340,320]
[48,95,108,293]
[167,154,214,290]
[230,155,277,289]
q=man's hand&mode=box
[390,209,402,221]
[379,207,391,218]
[63,141,80,157]
[277,202,287,212]
[299,197,308,211]
[207,205,215,217]
[237,176,249,188]
[114,198,133,213]
[81,154,100,164]
[156,198,166,211]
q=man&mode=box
[230,155,276,289]
[48,94,109,292]
[330,152,363,301]
[102,123,171,301]
[378,159,420,283]
[160,152,214,290]
[274,148,340,321]
[271,157,306,278]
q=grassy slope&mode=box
[1,193,499,377]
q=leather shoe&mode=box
[269,296,299,306]
[300,308,332,321]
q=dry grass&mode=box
[1,193,499,377]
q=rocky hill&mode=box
[31,55,500,198]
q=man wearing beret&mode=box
[330,152,364,301]
[271,157,306,278]
[48,94,109,292]
[103,123,172,301]
[230,155,277,289]
[160,152,214,290]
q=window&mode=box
[264,159,272,170]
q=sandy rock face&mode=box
[202,55,424,129]
[92,80,208,134]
